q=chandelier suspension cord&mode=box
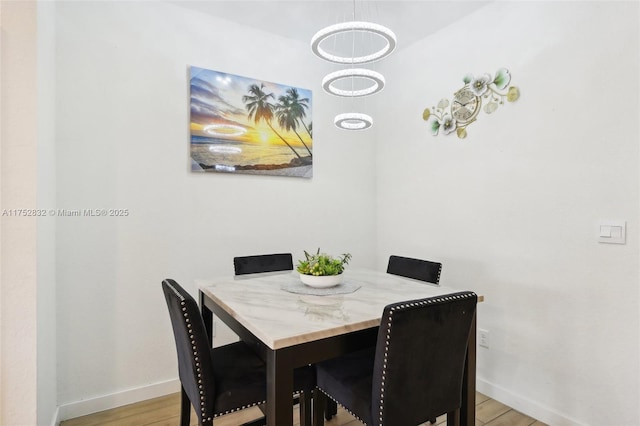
[365,0,374,115]
[351,0,356,104]
[350,0,361,121]
[311,0,396,130]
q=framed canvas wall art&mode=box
[190,66,313,178]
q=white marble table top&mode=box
[196,268,472,350]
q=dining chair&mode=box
[233,252,339,420]
[233,253,293,275]
[387,255,442,284]
[313,291,477,426]
[162,279,316,426]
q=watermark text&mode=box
[1,208,129,217]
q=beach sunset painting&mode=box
[190,66,313,178]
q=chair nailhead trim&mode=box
[167,280,273,422]
[317,387,366,425]
[213,389,308,419]
[213,400,267,418]
[176,296,212,419]
[376,292,476,426]
[166,279,313,422]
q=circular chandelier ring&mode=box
[322,69,385,97]
[334,113,373,130]
[311,21,397,64]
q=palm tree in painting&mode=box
[276,95,313,157]
[285,87,312,139]
[242,83,302,160]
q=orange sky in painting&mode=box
[190,66,313,149]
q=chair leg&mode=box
[324,397,337,420]
[313,389,325,426]
[180,385,191,426]
[299,390,312,426]
[446,409,460,426]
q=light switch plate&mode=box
[598,220,626,244]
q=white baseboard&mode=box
[477,378,584,426]
[56,379,180,424]
[49,406,60,426]
[56,377,582,425]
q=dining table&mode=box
[196,267,479,426]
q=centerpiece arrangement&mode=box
[296,249,352,288]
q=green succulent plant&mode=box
[296,248,352,276]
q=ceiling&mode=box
[172,1,491,53]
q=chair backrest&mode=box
[162,279,215,421]
[387,255,442,284]
[233,253,293,275]
[371,291,477,425]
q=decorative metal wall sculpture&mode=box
[424,68,520,139]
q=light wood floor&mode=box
[60,391,548,426]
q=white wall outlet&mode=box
[479,328,490,349]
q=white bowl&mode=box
[299,273,343,288]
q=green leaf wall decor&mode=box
[423,67,520,139]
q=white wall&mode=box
[36,2,58,425]
[0,2,40,425]
[1,3,58,424]
[54,0,377,414]
[375,1,639,425]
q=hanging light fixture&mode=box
[334,113,373,130]
[311,1,396,130]
[322,68,385,97]
[311,21,397,65]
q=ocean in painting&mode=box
[189,66,312,178]
[191,136,312,175]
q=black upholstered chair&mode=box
[387,255,442,284]
[162,279,316,426]
[232,252,339,420]
[314,291,477,426]
[233,253,293,275]
[233,252,340,422]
